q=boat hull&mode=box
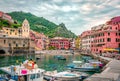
[44,75,80,81]
[68,67,99,72]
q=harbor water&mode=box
[0,54,100,75]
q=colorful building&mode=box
[2,19,29,38]
[81,30,91,53]
[0,11,14,23]
[0,19,35,54]
[49,37,71,50]
[0,36,35,54]
[30,31,49,50]
[75,36,81,49]
[91,16,120,54]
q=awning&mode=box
[104,48,119,51]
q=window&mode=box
[9,43,11,47]
[110,27,112,29]
[116,38,117,42]
[4,40,6,44]
[108,32,110,36]
[103,39,104,42]
[103,33,104,36]
[16,44,18,47]
[116,38,120,42]
[23,44,25,47]
[107,38,111,42]
[18,30,21,34]
[30,74,35,79]
[36,73,40,78]
[13,41,16,44]
[116,33,118,36]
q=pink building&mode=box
[30,31,48,50]
[91,16,120,54]
[0,11,14,23]
[49,37,71,50]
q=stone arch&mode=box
[0,49,6,54]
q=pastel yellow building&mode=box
[2,19,30,38]
[0,19,34,54]
[75,36,81,49]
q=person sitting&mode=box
[26,59,35,70]
[34,62,38,69]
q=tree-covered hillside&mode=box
[0,18,21,29]
[8,11,76,38]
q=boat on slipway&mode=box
[0,60,45,81]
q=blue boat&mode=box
[67,62,99,72]
[82,56,92,62]
[54,55,66,60]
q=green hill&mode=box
[8,11,76,38]
[0,18,21,29]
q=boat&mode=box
[73,61,83,64]
[88,60,103,65]
[0,60,45,81]
[67,61,100,72]
[82,56,92,62]
[54,55,66,60]
[44,70,88,81]
[88,60,104,68]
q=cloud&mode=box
[0,0,120,35]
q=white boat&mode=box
[44,70,88,81]
[0,63,45,81]
[73,61,83,64]
[67,62,100,72]
[88,60,104,68]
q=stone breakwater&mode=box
[84,55,120,81]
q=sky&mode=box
[0,0,120,35]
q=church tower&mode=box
[22,19,30,37]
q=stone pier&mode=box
[84,57,120,81]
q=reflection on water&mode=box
[0,54,96,75]
[37,54,82,72]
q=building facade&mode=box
[91,16,120,54]
[0,36,35,54]
[0,19,35,54]
[30,31,49,50]
[2,19,30,38]
[0,11,14,23]
[75,37,81,49]
[49,37,71,50]
[81,30,91,53]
